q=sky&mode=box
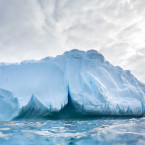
[0,0,145,82]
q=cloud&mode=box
[0,0,145,82]
[126,52,145,82]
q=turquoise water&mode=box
[0,117,145,145]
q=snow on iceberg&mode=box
[0,49,145,120]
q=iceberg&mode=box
[0,49,145,120]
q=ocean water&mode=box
[0,117,145,145]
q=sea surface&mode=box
[0,117,145,145]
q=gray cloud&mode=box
[0,0,145,83]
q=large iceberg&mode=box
[0,49,145,120]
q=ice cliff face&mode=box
[0,88,19,121]
[0,49,145,120]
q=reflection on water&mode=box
[0,117,145,145]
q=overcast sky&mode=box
[0,0,145,82]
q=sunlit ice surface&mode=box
[0,117,145,145]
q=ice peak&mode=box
[63,49,105,62]
[63,49,85,58]
[85,50,104,61]
[28,95,42,107]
